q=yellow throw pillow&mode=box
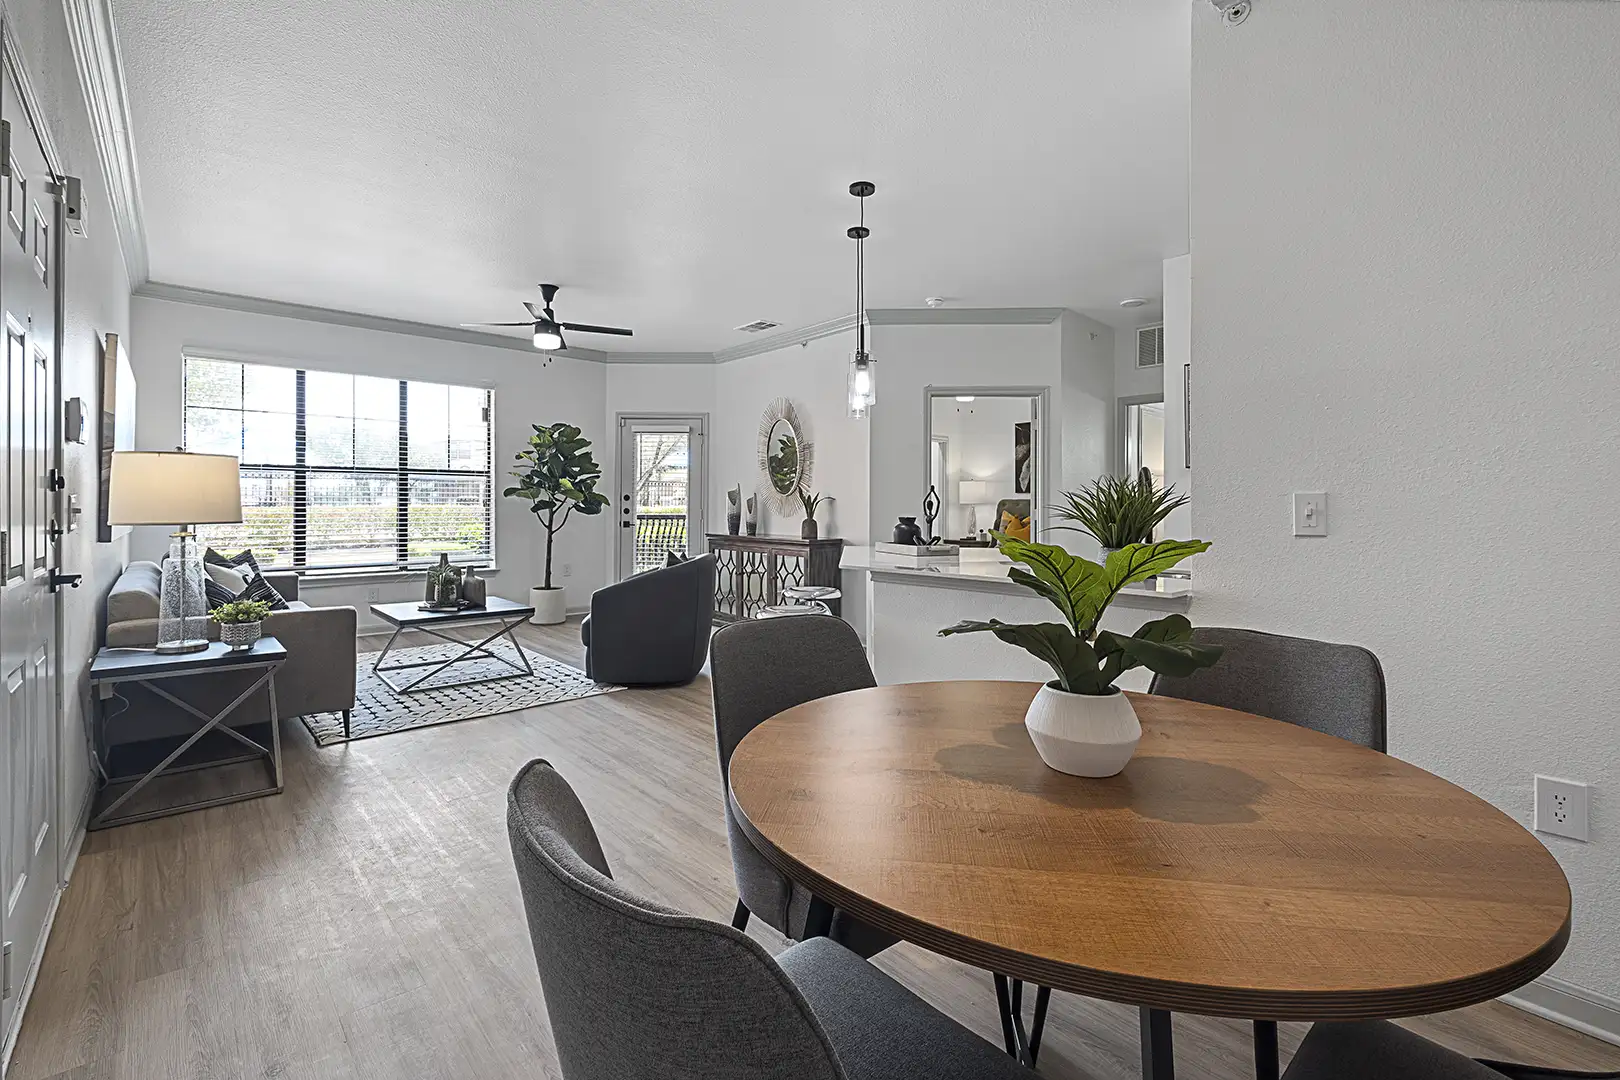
[1000,512,1031,541]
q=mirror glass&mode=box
[766,419,800,494]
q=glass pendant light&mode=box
[846,181,876,419]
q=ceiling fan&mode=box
[462,284,634,352]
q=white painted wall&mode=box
[1191,0,1619,1007]
[1160,255,1192,539]
[868,321,1061,543]
[9,0,135,872]
[128,296,610,630]
[1059,310,1116,497]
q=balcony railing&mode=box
[634,513,688,573]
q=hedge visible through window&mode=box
[183,357,493,572]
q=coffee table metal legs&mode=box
[1141,1007,1175,1080]
[372,615,534,693]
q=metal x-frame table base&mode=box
[371,615,535,696]
[91,665,283,830]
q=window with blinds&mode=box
[182,357,494,573]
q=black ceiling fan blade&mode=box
[559,322,634,336]
[460,321,534,328]
[523,302,541,319]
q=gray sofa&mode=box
[106,561,357,724]
[580,554,715,685]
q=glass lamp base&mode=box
[158,532,211,654]
[155,638,210,655]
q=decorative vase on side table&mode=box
[939,532,1221,776]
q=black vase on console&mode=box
[893,516,923,545]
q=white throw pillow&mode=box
[204,562,248,595]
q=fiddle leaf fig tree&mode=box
[504,422,609,590]
[939,535,1223,694]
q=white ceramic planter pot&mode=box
[1024,683,1142,777]
[529,587,567,625]
[219,621,263,650]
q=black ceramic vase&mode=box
[893,516,923,545]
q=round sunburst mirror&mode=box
[757,397,813,514]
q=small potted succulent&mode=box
[211,599,272,650]
[798,488,829,540]
[939,534,1221,776]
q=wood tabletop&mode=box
[727,681,1570,1020]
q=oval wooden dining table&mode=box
[727,681,1571,1080]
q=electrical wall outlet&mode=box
[561,563,572,578]
[1534,775,1589,842]
[365,586,380,602]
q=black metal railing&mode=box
[634,513,688,572]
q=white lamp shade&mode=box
[959,480,992,504]
[108,452,243,525]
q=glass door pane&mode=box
[630,430,691,575]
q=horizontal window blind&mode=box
[183,357,493,572]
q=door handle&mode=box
[49,571,81,592]
[620,521,632,529]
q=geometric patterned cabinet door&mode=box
[706,533,843,623]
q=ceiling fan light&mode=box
[533,322,565,351]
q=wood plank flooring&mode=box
[8,618,1618,1080]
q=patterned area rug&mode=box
[300,642,622,746]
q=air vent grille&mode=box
[1136,325,1165,368]
[734,320,781,333]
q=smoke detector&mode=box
[734,319,781,333]
[1119,297,1149,309]
[925,297,946,308]
[1210,0,1249,25]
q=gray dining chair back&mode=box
[1149,627,1387,751]
[1282,1019,1620,1080]
[507,758,848,1080]
[710,616,884,945]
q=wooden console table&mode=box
[707,533,844,622]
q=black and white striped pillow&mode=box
[204,574,238,610]
[205,547,265,582]
[236,573,289,611]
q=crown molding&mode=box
[866,307,1065,326]
[1,11,64,175]
[63,0,148,285]
[711,313,858,365]
[133,281,611,361]
[607,352,715,365]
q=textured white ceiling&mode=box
[114,0,1189,353]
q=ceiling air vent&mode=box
[1136,325,1165,368]
[734,320,781,333]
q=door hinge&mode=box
[3,939,13,999]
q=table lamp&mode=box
[108,451,243,653]
[958,480,991,536]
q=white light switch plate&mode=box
[1534,775,1589,842]
[1292,492,1328,536]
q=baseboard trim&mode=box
[1504,976,1620,1048]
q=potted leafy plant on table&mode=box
[1055,470,1188,556]
[939,535,1221,776]
[504,422,609,625]
[211,599,272,650]
[798,488,829,540]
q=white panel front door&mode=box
[0,62,60,1042]
[616,417,705,580]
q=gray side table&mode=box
[89,637,287,829]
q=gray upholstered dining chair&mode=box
[1282,1020,1620,1080]
[1151,627,1386,1080]
[506,758,1041,1080]
[709,615,895,955]
[710,615,1053,1066]
[1148,627,1387,751]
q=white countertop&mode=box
[841,545,1192,607]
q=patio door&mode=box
[616,416,705,580]
[0,60,61,1044]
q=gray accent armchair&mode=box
[581,553,715,685]
[506,758,1039,1080]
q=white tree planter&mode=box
[529,587,567,626]
[1024,684,1142,777]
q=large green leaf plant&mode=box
[504,423,609,589]
[939,535,1222,695]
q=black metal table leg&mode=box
[1029,984,1051,1065]
[994,974,1018,1058]
[802,895,835,939]
[1141,1007,1175,1080]
[1253,1020,1280,1080]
